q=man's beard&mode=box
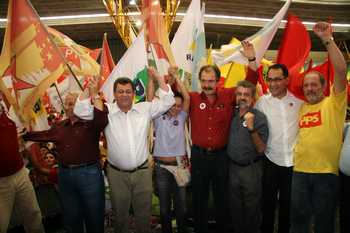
[238,100,249,109]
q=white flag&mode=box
[171,0,206,91]
[101,31,148,103]
[211,0,291,66]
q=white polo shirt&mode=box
[255,91,303,167]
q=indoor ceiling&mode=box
[0,0,349,59]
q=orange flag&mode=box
[99,33,115,89]
[0,0,66,122]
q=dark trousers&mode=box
[339,172,350,233]
[190,146,229,233]
[261,157,292,233]
[290,172,338,233]
[229,160,263,233]
[155,164,188,233]
[58,163,105,233]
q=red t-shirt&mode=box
[0,113,24,177]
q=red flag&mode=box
[99,34,115,88]
[292,59,334,101]
[277,14,311,69]
[310,59,334,96]
[276,14,311,100]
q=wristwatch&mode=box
[323,37,334,46]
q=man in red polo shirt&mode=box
[0,92,45,233]
[189,41,258,233]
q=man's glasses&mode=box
[266,77,286,82]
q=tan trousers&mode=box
[107,164,152,233]
[0,167,45,233]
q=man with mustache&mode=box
[226,80,268,233]
[290,22,348,233]
[189,41,258,233]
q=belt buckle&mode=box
[206,147,216,155]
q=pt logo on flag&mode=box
[299,111,322,128]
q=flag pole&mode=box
[99,33,107,77]
[26,0,84,91]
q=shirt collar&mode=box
[200,88,221,101]
[267,90,292,101]
[109,102,140,115]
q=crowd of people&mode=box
[0,21,349,233]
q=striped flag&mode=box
[0,0,66,122]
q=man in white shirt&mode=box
[255,64,303,233]
[74,68,175,233]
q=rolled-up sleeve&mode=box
[73,98,94,120]
[150,84,175,119]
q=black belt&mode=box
[230,157,262,167]
[154,159,177,166]
[108,160,148,173]
[192,145,226,156]
[60,161,97,169]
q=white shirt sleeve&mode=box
[254,97,263,111]
[150,84,175,119]
[73,97,94,120]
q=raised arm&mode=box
[23,127,58,143]
[147,67,175,119]
[88,77,104,111]
[146,70,156,102]
[168,66,190,113]
[241,41,258,72]
[314,22,347,94]
[74,77,102,120]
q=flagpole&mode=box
[100,33,107,77]
[26,0,84,91]
[53,83,65,113]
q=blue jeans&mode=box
[155,164,187,233]
[58,163,105,233]
[290,172,338,233]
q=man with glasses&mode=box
[255,63,303,233]
[189,41,258,233]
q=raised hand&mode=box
[313,22,333,41]
[168,66,179,85]
[88,76,99,97]
[147,67,161,82]
[241,41,256,60]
